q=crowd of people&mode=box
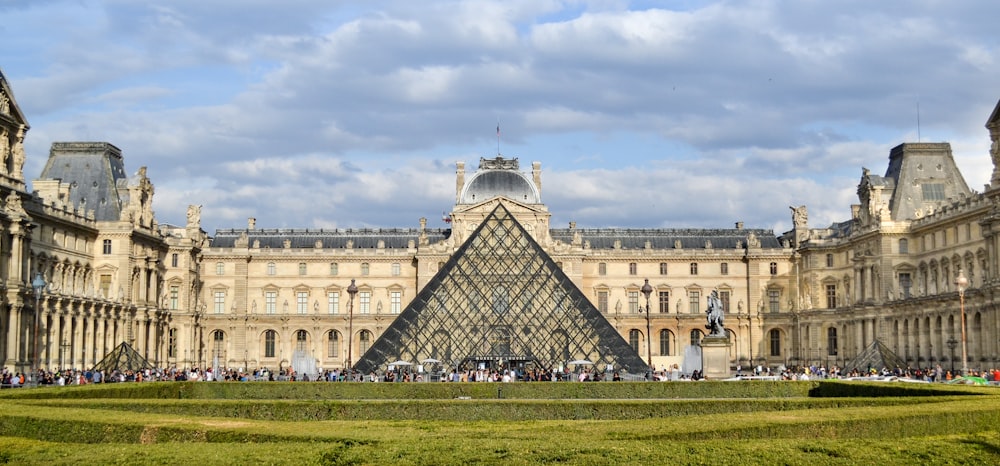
[3,363,1000,387]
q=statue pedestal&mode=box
[700,336,731,379]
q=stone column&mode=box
[5,304,22,369]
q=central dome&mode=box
[459,159,540,204]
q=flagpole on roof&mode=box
[496,121,501,156]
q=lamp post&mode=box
[640,278,653,380]
[954,269,969,377]
[946,336,958,375]
[31,273,46,387]
[346,279,358,380]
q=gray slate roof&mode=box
[550,227,783,249]
[210,226,783,250]
[38,142,128,221]
[209,228,451,249]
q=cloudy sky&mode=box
[2,0,998,235]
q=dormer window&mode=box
[921,183,945,201]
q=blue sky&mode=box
[2,0,998,234]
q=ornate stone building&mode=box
[3,64,1000,376]
[2,69,170,375]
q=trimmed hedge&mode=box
[1,380,824,400]
[18,396,967,421]
[1,379,988,401]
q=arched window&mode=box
[769,329,781,356]
[360,330,372,354]
[264,330,276,358]
[296,330,308,351]
[212,330,225,362]
[690,329,702,346]
[629,329,640,352]
[267,262,276,276]
[769,262,778,275]
[659,330,672,356]
[327,331,339,358]
[899,238,909,254]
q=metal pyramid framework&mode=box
[92,341,154,373]
[842,339,906,375]
[353,202,648,375]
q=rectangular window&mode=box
[768,290,780,312]
[769,262,778,275]
[100,274,112,299]
[770,330,781,357]
[170,286,179,310]
[328,292,340,314]
[720,262,728,275]
[690,263,698,275]
[899,273,912,299]
[629,263,637,275]
[216,262,225,275]
[826,254,834,267]
[391,291,401,314]
[597,291,608,313]
[689,291,700,314]
[361,263,370,276]
[265,291,277,314]
[327,333,338,358]
[720,290,730,313]
[659,263,668,275]
[298,263,307,275]
[213,291,225,314]
[598,263,607,276]
[267,263,276,276]
[826,284,837,308]
[171,253,179,268]
[168,328,177,358]
[360,291,371,314]
[102,239,112,255]
[265,332,276,358]
[658,291,670,313]
[297,291,308,314]
[628,291,639,314]
[330,263,338,275]
[392,263,401,277]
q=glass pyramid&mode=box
[353,203,648,376]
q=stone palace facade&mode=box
[3,66,1000,375]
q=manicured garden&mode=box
[1,381,998,464]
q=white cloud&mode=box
[4,0,999,235]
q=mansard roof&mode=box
[38,142,128,221]
[988,98,1000,130]
[882,142,972,221]
[209,225,784,250]
[550,227,784,249]
[0,67,29,129]
[208,227,451,249]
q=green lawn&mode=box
[1,381,998,465]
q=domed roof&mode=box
[460,169,540,204]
